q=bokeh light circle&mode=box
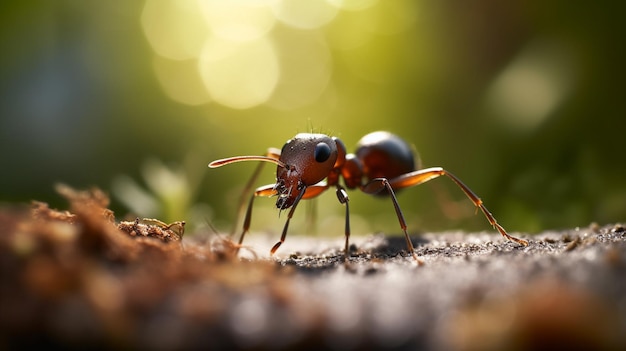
[199,36,280,109]
[198,0,276,42]
[272,0,339,30]
[141,0,208,60]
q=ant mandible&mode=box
[209,131,528,262]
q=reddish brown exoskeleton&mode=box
[209,131,528,262]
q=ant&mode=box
[209,131,528,262]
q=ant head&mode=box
[278,133,338,186]
[209,133,338,210]
[274,133,338,209]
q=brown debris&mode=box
[0,186,282,349]
[117,218,185,243]
[1,186,625,350]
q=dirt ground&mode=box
[1,186,625,350]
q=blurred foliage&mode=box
[1,0,624,236]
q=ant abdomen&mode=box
[353,131,418,186]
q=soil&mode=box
[1,186,625,350]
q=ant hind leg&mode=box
[387,167,529,247]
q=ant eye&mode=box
[314,142,331,163]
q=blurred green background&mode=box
[1,0,624,237]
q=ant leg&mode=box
[335,186,351,260]
[231,148,281,235]
[239,183,327,256]
[387,167,529,246]
[237,184,278,253]
[300,182,329,199]
[270,188,307,255]
[232,162,264,236]
[362,178,423,264]
[273,182,350,259]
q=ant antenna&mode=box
[209,156,287,169]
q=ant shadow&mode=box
[370,234,430,257]
[277,234,431,274]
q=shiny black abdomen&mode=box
[355,131,417,183]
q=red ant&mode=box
[209,131,528,262]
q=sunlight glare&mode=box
[272,0,338,30]
[153,56,211,106]
[326,0,378,12]
[198,0,276,42]
[267,30,332,110]
[199,36,279,109]
[141,0,208,60]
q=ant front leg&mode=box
[292,183,352,260]
[231,148,282,235]
[270,187,307,255]
[240,182,331,257]
[237,184,277,251]
[269,182,330,256]
[387,167,529,247]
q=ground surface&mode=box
[1,187,625,350]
